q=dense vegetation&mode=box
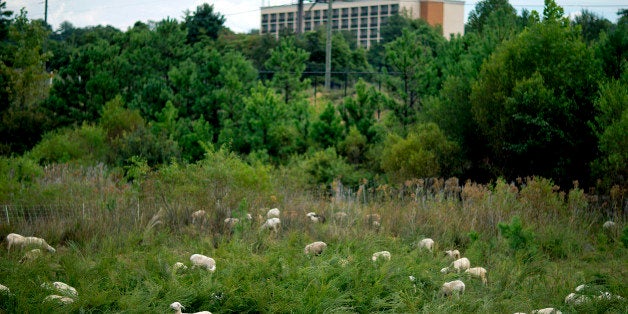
[0,0,626,312]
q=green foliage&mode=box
[466,0,517,34]
[99,95,144,142]
[622,227,628,248]
[301,148,356,186]
[591,77,628,187]
[497,216,536,253]
[470,13,602,184]
[27,123,108,165]
[380,123,459,182]
[338,126,368,165]
[310,102,343,149]
[264,36,310,104]
[184,3,225,43]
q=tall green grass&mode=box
[0,158,626,313]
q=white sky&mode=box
[5,0,627,34]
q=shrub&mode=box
[27,123,108,165]
[498,216,536,252]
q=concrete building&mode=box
[260,0,465,48]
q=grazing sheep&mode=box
[267,208,280,218]
[465,267,488,285]
[20,248,42,263]
[304,241,327,255]
[306,212,326,223]
[191,210,207,224]
[6,233,56,253]
[444,249,461,259]
[43,294,74,304]
[602,220,616,229]
[372,251,391,262]
[565,292,590,305]
[190,254,216,272]
[224,218,240,227]
[261,217,281,232]
[365,214,381,227]
[41,281,78,298]
[172,262,188,272]
[531,308,561,314]
[334,212,348,221]
[440,280,465,297]
[418,238,435,251]
[441,257,471,273]
[0,284,9,294]
[597,291,624,301]
[575,284,587,292]
[170,301,212,314]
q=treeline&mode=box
[0,0,626,192]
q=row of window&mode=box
[261,4,399,23]
[262,15,388,30]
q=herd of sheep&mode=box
[1,207,623,313]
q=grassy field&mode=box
[0,158,626,313]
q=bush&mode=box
[27,123,108,165]
[498,216,536,253]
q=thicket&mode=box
[0,0,625,195]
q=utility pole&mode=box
[44,0,48,24]
[296,0,303,34]
[324,0,332,90]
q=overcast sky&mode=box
[5,0,627,34]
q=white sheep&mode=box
[6,233,56,253]
[190,254,216,272]
[261,217,281,232]
[169,301,212,314]
[531,308,562,314]
[334,212,348,221]
[365,214,381,227]
[306,212,326,223]
[565,292,590,305]
[43,294,74,304]
[441,280,465,297]
[20,248,42,263]
[444,249,460,259]
[191,210,207,224]
[465,267,487,285]
[602,220,616,229]
[0,284,9,294]
[224,218,240,227]
[41,281,78,298]
[574,284,587,292]
[372,251,391,262]
[267,208,280,218]
[172,262,188,272]
[597,291,624,301]
[418,238,434,251]
[304,241,327,255]
[441,257,471,273]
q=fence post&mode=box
[82,202,85,220]
[4,205,9,226]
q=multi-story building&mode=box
[260,0,465,48]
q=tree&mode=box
[184,3,225,43]
[591,77,628,188]
[384,24,444,126]
[264,36,310,104]
[571,10,612,44]
[470,3,602,184]
[466,0,516,34]
[0,10,53,155]
[310,102,343,149]
[0,0,12,40]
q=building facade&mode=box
[260,0,465,48]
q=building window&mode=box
[305,11,311,19]
[380,5,388,15]
[370,6,378,14]
[314,10,320,19]
[351,7,358,17]
[361,6,368,16]
[261,24,268,33]
[381,16,388,24]
[360,40,368,47]
[270,13,276,22]
[288,12,294,21]
[370,27,378,38]
[262,14,269,22]
[370,16,378,26]
[323,10,328,18]
[279,13,285,22]
[305,21,311,31]
[342,18,348,29]
[342,8,348,17]
[271,24,277,32]
[333,9,339,18]
[332,20,339,29]
[360,17,368,27]
[391,4,399,15]
[351,18,358,28]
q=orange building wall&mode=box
[420,1,444,29]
